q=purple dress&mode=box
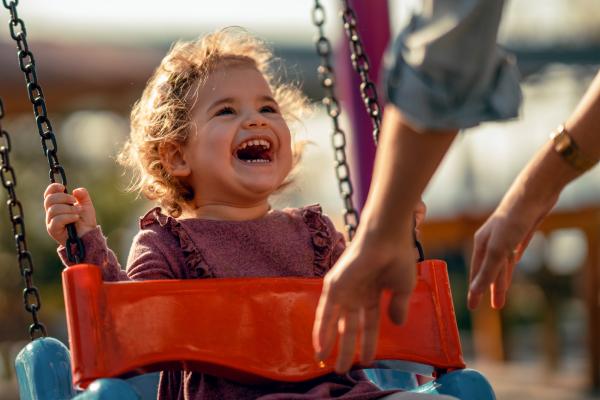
[59,205,398,400]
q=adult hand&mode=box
[468,193,557,310]
[313,231,417,374]
[312,203,423,374]
[44,183,97,246]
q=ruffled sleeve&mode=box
[57,226,129,282]
[137,208,213,279]
[301,205,346,277]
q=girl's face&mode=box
[174,65,293,207]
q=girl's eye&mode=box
[215,106,235,116]
[260,105,277,113]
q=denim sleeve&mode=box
[383,0,522,131]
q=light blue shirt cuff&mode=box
[383,0,522,131]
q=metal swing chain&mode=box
[339,1,424,260]
[0,99,47,339]
[312,0,360,240]
[338,1,424,260]
[312,0,425,260]
[2,0,84,263]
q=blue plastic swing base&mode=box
[14,337,495,400]
[14,337,158,400]
[365,361,496,400]
[15,337,75,400]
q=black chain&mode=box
[339,0,382,145]
[338,0,424,260]
[312,0,360,240]
[311,0,425,259]
[0,99,47,339]
[3,0,84,263]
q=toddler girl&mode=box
[44,28,433,400]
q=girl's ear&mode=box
[159,142,191,177]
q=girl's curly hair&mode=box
[118,27,309,217]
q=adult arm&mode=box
[313,0,521,373]
[468,70,600,310]
[313,105,456,373]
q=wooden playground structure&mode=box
[421,207,600,391]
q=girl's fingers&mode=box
[43,183,66,198]
[72,187,93,206]
[45,203,81,224]
[44,192,77,211]
[47,214,79,234]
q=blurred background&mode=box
[1,1,600,399]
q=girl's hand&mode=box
[44,183,97,246]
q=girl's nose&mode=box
[243,112,268,129]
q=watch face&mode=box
[554,131,571,153]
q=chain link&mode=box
[3,0,84,262]
[312,0,360,240]
[0,99,47,339]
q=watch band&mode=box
[550,124,597,172]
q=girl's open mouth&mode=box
[234,138,273,164]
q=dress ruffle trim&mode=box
[301,204,333,277]
[139,208,212,278]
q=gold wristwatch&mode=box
[550,124,597,172]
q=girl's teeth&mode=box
[237,139,271,151]
[245,159,269,163]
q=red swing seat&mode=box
[62,259,465,389]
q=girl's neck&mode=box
[180,201,271,221]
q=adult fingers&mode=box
[388,291,410,325]
[467,230,488,310]
[470,246,506,309]
[359,305,380,366]
[414,200,427,227]
[335,311,359,373]
[490,260,509,309]
[313,286,339,362]
[470,246,504,293]
[514,227,536,263]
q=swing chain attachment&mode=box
[0,99,47,340]
[312,0,360,240]
[3,0,85,263]
[340,0,382,145]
